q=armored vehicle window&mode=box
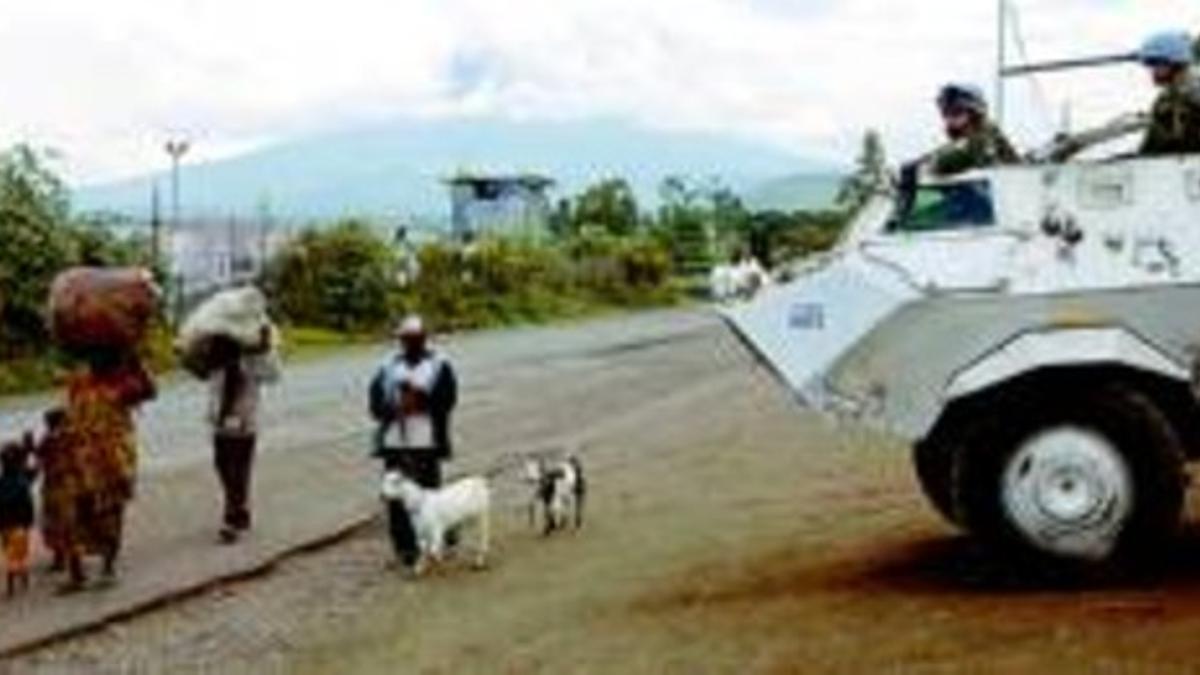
[890,181,995,233]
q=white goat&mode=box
[381,471,491,573]
[522,454,586,535]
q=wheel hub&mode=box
[1001,426,1133,560]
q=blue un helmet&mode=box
[1138,31,1194,67]
[937,83,988,116]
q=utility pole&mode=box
[227,213,238,285]
[164,139,190,245]
[257,192,273,279]
[149,182,162,275]
[164,138,190,321]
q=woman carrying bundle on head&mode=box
[46,266,159,592]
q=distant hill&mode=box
[743,173,843,213]
[74,117,843,224]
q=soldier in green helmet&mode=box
[928,83,1019,176]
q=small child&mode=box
[0,434,36,596]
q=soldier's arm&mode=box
[993,129,1020,164]
[929,140,978,176]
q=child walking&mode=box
[37,408,70,571]
[0,435,37,596]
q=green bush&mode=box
[387,233,677,333]
[0,144,156,361]
[264,219,398,332]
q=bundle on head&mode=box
[47,267,160,357]
[175,286,275,378]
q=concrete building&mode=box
[446,173,555,241]
[167,217,288,299]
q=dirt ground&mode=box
[11,316,1200,674]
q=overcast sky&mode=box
[3,0,1198,185]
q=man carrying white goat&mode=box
[369,315,459,571]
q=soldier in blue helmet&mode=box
[928,83,1019,176]
[1138,31,1200,156]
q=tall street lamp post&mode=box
[164,138,190,322]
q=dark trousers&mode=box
[382,450,443,565]
[214,434,256,530]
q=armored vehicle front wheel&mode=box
[951,383,1185,564]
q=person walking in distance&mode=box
[209,326,277,544]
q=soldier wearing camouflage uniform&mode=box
[1138,31,1200,157]
[929,83,1019,176]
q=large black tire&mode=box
[951,382,1186,565]
[913,437,959,525]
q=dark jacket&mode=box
[1141,74,1200,156]
[0,466,35,531]
[369,349,458,459]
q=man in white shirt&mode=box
[368,315,459,567]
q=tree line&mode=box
[0,141,858,378]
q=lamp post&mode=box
[164,138,190,322]
[164,138,190,237]
[149,182,161,273]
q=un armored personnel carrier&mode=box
[724,138,1200,564]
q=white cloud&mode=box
[1,0,1197,184]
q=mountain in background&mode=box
[75,117,844,225]
[742,172,842,213]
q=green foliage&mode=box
[837,129,889,212]
[396,233,676,332]
[264,219,398,332]
[0,145,152,359]
[0,145,78,355]
[571,178,639,237]
[654,175,758,274]
[0,356,63,397]
[761,209,849,263]
[72,216,155,270]
[709,185,752,260]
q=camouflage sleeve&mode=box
[1140,99,1169,155]
[991,127,1020,164]
[931,129,1015,175]
[1140,88,1200,156]
[929,140,980,176]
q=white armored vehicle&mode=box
[725,150,1200,564]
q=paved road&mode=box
[0,308,728,659]
[11,307,1200,673]
[0,309,715,471]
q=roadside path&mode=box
[0,308,719,656]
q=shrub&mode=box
[264,219,397,332]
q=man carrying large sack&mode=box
[177,287,279,544]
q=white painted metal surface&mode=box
[945,327,1188,400]
[724,156,1200,443]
